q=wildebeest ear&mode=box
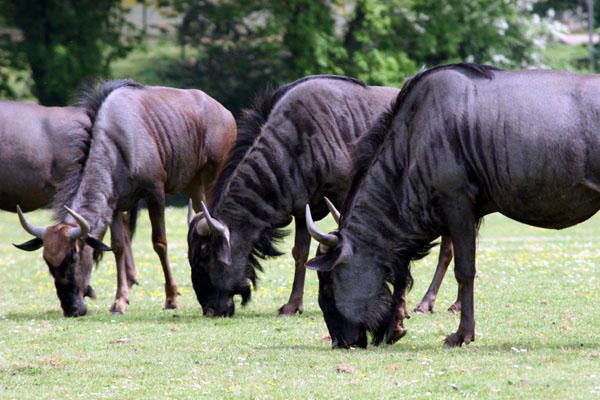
[85,237,112,252]
[305,255,336,272]
[13,238,44,252]
[216,239,232,266]
[306,240,352,272]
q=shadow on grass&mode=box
[3,307,322,323]
[262,339,600,353]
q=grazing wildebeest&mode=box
[187,74,412,319]
[2,100,136,316]
[306,63,600,348]
[15,80,236,315]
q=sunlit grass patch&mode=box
[0,209,598,399]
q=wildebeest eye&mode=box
[199,241,210,258]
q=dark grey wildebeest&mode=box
[306,63,600,348]
[188,74,455,322]
[2,100,136,316]
[15,80,237,315]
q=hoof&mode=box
[110,299,127,315]
[447,302,462,314]
[386,325,408,345]
[278,303,303,316]
[164,297,179,310]
[414,300,435,314]
[443,330,474,348]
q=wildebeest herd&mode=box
[4,63,599,348]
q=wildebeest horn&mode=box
[305,205,339,247]
[324,197,341,225]
[64,206,90,240]
[200,201,228,238]
[187,199,194,226]
[16,205,46,239]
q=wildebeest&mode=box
[187,75,407,318]
[15,80,236,315]
[306,63,600,348]
[2,100,135,316]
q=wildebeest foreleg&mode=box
[414,236,455,313]
[278,215,310,315]
[385,286,410,345]
[109,212,133,314]
[147,193,179,310]
[442,197,477,348]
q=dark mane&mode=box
[54,79,144,221]
[246,227,288,287]
[342,63,500,216]
[209,75,366,276]
[74,79,143,124]
[210,74,366,208]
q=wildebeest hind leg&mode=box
[122,212,138,289]
[414,235,454,313]
[441,196,477,348]
[278,215,310,316]
[109,213,132,314]
[447,286,462,313]
[147,192,179,310]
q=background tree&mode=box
[0,0,137,105]
[163,0,284,115]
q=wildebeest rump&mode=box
[3,100,135,316]
[187,75,407,318]
[15,80,236,315]
[0,101,89,212]
[306,63,600,348]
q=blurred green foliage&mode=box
[0,0,576,112]
[160,0,540,114]
[0,0,138,105]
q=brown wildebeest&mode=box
[15,80,236,315]
[2,99,136,316]
[306,63,600,348]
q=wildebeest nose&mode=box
[64,304,88,317]
[204,308,216,317]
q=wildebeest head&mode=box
[187,201,252,317]
[13,206,111,317]
[305,204,397,348]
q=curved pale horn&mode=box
[200,201,228,238]
[64,206,90,240]
[187,199,195,226]
[305,205,339,247]
[324,197,341,225]
[16,205,46,239]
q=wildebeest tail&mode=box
[128,201,139,239]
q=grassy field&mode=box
[0,208,598,399]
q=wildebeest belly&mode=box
[495,188,600,229]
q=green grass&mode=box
[0,208,598,399]
[539,42,590,72]
[110,41,185,87]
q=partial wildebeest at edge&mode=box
[15,80,236,315]
[306,62,600,348]
[1,100,136,317]
[187,74,458,322]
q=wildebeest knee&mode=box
[454,269,475,284]
[110,239,126,256]
[152,241,167,255]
